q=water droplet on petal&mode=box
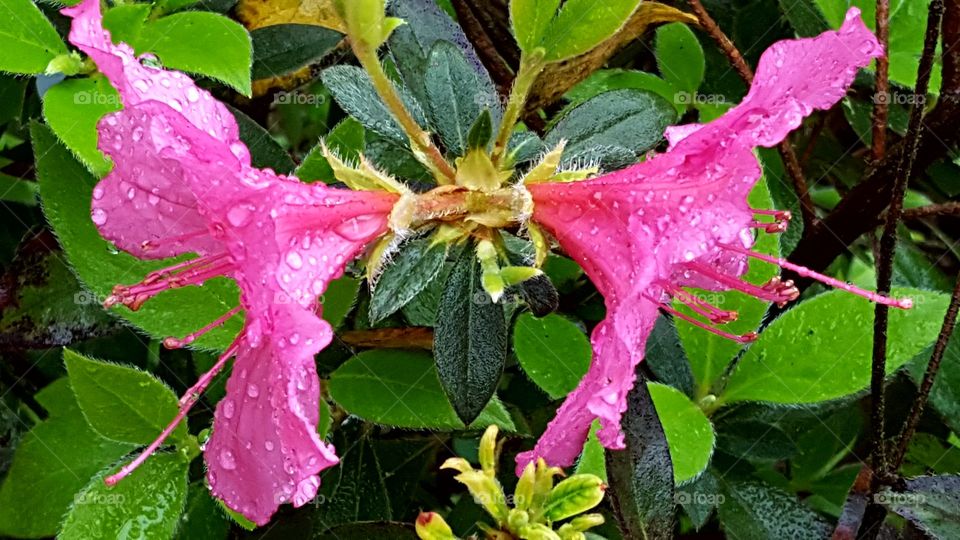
[219,449,236,470]
[286,251,303,270]
[222,399,235,418]
[91,208,107,225]
[246,384,259,398]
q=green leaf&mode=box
[424,40,496,156]
[677,180,778,398]
[327,349,516,431]
[575,421,607,482]
[539,0,643,62]
[137,12,252,95]
[42,76,121,176]
[370,236,447,323]
[33,122,243,350]
[60,453,189,540]
[546,89,676,168]
[879,475,960,539]
[227,103,295,174]
[64,349,188,446]
[604,377,674,538]
[0,174,38,206]
[0,0,67,74]
[649,382,715,483]
[251,23,343,80]
[645,314,696,397]
[717,480,831,539]
[721,288,948,404]
[175,484,229,540]
[434,246,508,424]
[512,312,591,399]
[655,22,705,96]
[324,521,417,538]
[0,379,134,538]
[715,419,796,462]
[510,0,561,52]
[297,118,366,183]
[323,275,362,329]
[102,3,152,44]
[322,65,428,143]
[677,471,720,530]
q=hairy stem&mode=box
[352,44,457,183]
[491,52,545,166]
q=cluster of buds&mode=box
[415,426,606,540]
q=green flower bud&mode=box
[479,425,499,477]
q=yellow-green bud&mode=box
[415,512,458,540]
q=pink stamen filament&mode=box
[663,284,738,323]
[164,306,243,349]
[750,220,788,233]
[105,341,239,486]
[720,244,914,309]
[140,229,211,252]
[106,257,235,310]
[656,301,758,343]
[686,262,800,306]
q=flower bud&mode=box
[415,512,457,540]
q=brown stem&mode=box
[903,201,960,219]
[890,272,960,469]
[860,2,943,538]
[872,0,891,160]
[452,0,516,96]
[339,328,434,349]
[685,0,818,226]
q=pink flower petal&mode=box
[62,0,246,161]
[519,7,882,472]
[205,305,338,526]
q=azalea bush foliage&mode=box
[2,0,960,538]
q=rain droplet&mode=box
[222,399,235,418]
[246,384,259,398]
[219,449,237,470]
[286,251,303,270]
[91,208,107,225]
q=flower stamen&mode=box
[685,262,799,306]
[163,306,243,349]
[662,283,738,323]
[656,300,758,343]
[105,341,240,486]
[720,244,914,309]
[105,254,235,310]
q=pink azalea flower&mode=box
[62,0,400,524]
[517,8,908,474]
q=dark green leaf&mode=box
[655,23,705,96]
[424,41,496,156]
[388,0,487,108]
[512,312,590,399]
[226,104,295,174]
[722,288,948,404]
[322,276,361,329]
[718,480,831,539]
[677,471,721,530]
[251,24,342,80]
[605,374,675,538]
[567,69,683,114]
[314,428,392,529]
[327,349,515,430]
[0,174,37,206]
[64,349,188,446]
[33,123,242,350]
[0,231,114,348]
[715,419,796,462]
[434,246,507,424]
[879,475,960,539]
[467,109,493,150]
[42,76,122,176]
[137,12,253,95]
[60,453,189,540]
[324,521,417,538]
[371,236,447,322]
[644,315,696,397]
[0,379,134,537]
[322,65,428,143]
[175,484,230,540]
[0,0,67,74]
[546,89,676,167]
[909,326,960,434]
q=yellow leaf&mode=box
[236,0,345,31]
